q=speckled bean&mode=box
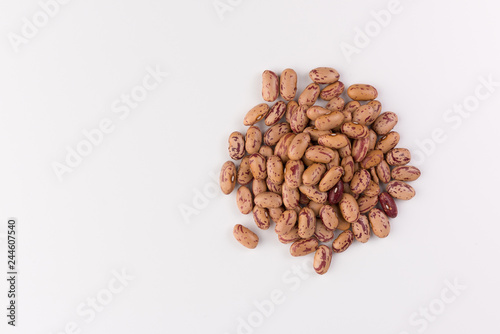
[391,166,421,181]
[262,70,279,102]
[253,206,270,230]
[265,101,287,126]
[352,215,370,243]
[368,208,390,238]
[313,245,333,275]
[386,148,411,166]
[290,237,319,257]
[320,81,344,100]
[228,131,245,160]
[233,224,259,249]
[298,83,320,106]
[386,180,415,200]
[280,68,297,101]
[372,112,398,135]
[243,103,270,126]
[236,186,253,214]
[220,161,237,195]
[339,193,360,223]
[332,230,354,253]
[347,84,378,101]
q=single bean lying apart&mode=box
[220,67,420,275]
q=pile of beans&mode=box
[220,67,420,275]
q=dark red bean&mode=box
[328,181,344,205]
[299,192,310,206]
[379,192,398,218]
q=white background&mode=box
[1,0,500,333]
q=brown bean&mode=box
[290,104,310,133]
[220,161,237,195]
[274,132,295,163]
[370,167,379,184]
[285,100,298,123]
[326,150,340,168]
[305,146,334,164]
[282,183,300,209]
[368,130,377,151]
[249,153,267,180]
[339,193,360,223]
[313,245,333,275]
[343,101,360,114]
[318,165,343,192]
[254,192,282,208]
[298,83,320,106]
[267,155,284,185]
[259,145,273,158]
[290,237,319,256]
[315,220,335,243]
[319,204,338,230]
[315,111,345,131]
[302,163,327,186]
[236,186,253,214]
[243,103,270,126]
[262,70,279,102]
[341,156,354,182]
[332,230,354,253]
[237,156,253,186]
[275,209,297,235]
[391,166,421,181]
[320,81,345,100]
[360,149,384,169]
[386,180,416,200]
[350,169,371,195]
[386,148,411,166]
[352,137,370,163]
[268,207,284,222]
[252,178,267,196]
[265,101,287,126]
[309,67,340,84]
[298,207,316,238]
[366,100,382,125]
[376,160,391,183]
[352,215,370,243]
[233,224,259,249]
[288,133,311,160]
[368,208,390,238]
[298,185,328,204]
[379,192,398,218]
[347,84,378,101]
[325,96,345,111]
[278,226,300,244]
[253,206,270,230]
[245,126,262,154]
[357,195,378,214]
[306,106,331,121]
[285,159,305,188]
[302,127,332,142]
[352,105,375,125]
[266,178,282,194]
[280,68,297,101]
[372,112,398,135]
[307,201,323,216]
[264,122,292,146]
[228,131,245,160]
[363,180,381,197]
[341,122,370,139]
[338,140,352,158]
[375,131,400,153]
[318,133,349,149]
